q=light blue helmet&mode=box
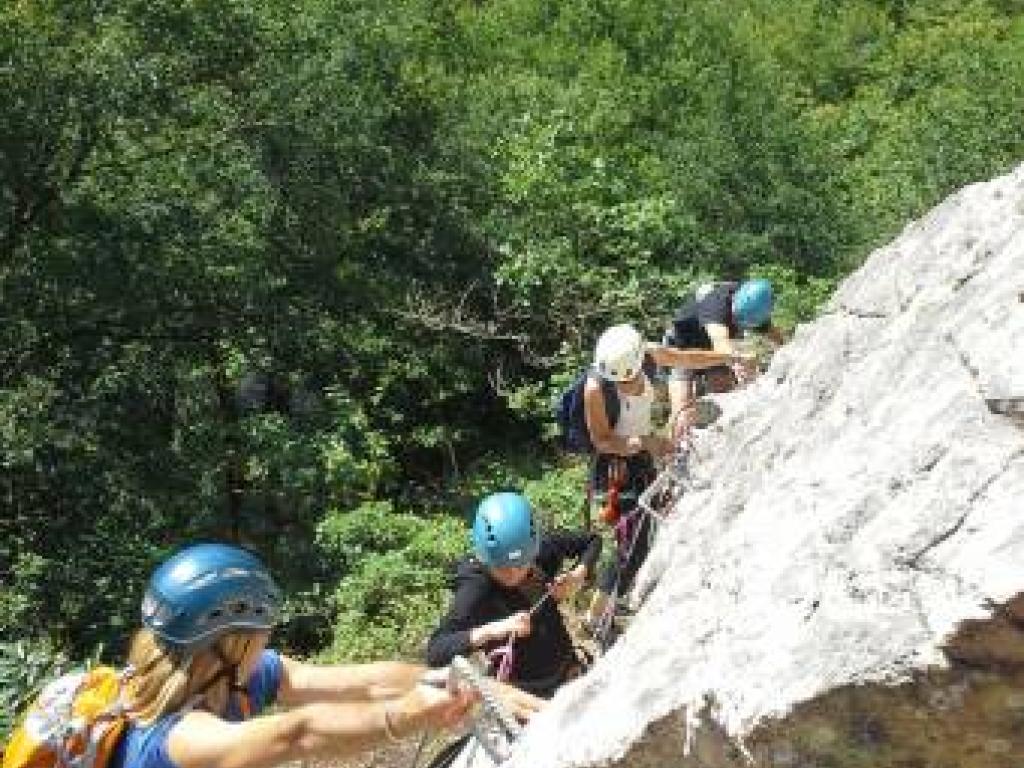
[141,543,281,652]
[472,492,540,568]
[732,279,774,329]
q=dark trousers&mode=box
[599,510,653,595]
[590,452,656,596]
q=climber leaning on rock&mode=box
[99,543,485,768]
[581,323,742,631]
[664,279,785,438]
[426,492,600,699]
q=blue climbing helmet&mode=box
[472,492,540,568]
[141,543,282,652]
[732,279,774,329]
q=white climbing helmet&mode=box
[594,324,645,382]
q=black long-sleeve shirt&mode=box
[425,530,602,696]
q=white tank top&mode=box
[613,374,654,438]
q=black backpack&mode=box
[666,282,738,349]
[554,368,620,454]
[667,297,705,349]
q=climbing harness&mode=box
[588,458,649,653]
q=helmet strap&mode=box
[194,637,252,714]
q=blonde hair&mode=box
[124,629,265,724]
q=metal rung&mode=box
[638,459,690,521]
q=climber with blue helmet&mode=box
[663,279,785,436]
[107,542,530,768]
[426,492,602,698]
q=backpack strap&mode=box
[192,644,253,720]
[587,367,620,429]
[599,376,620,427]
[640,352,657,381]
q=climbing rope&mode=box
[420,567,580,767]
[405,550,574,768]
[487,635,516,684]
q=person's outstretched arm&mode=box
[646,341,743,370]
[277,655,427,706]
[167,682,472,768]
[702,323,736,354]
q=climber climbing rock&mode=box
[425,492,600,699]
[52,543,479,768]
[581,324,744,633]
[664,279,785,439]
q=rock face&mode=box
[456,164,1024,767]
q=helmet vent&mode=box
[189,571,220,590]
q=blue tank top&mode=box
[111,649,283,768]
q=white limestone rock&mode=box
[448,165,1024,768]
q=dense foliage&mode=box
[2,0,1023,730]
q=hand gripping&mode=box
[639,445,691,521]
[448,656,522,764]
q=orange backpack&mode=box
[2,666,129,768]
